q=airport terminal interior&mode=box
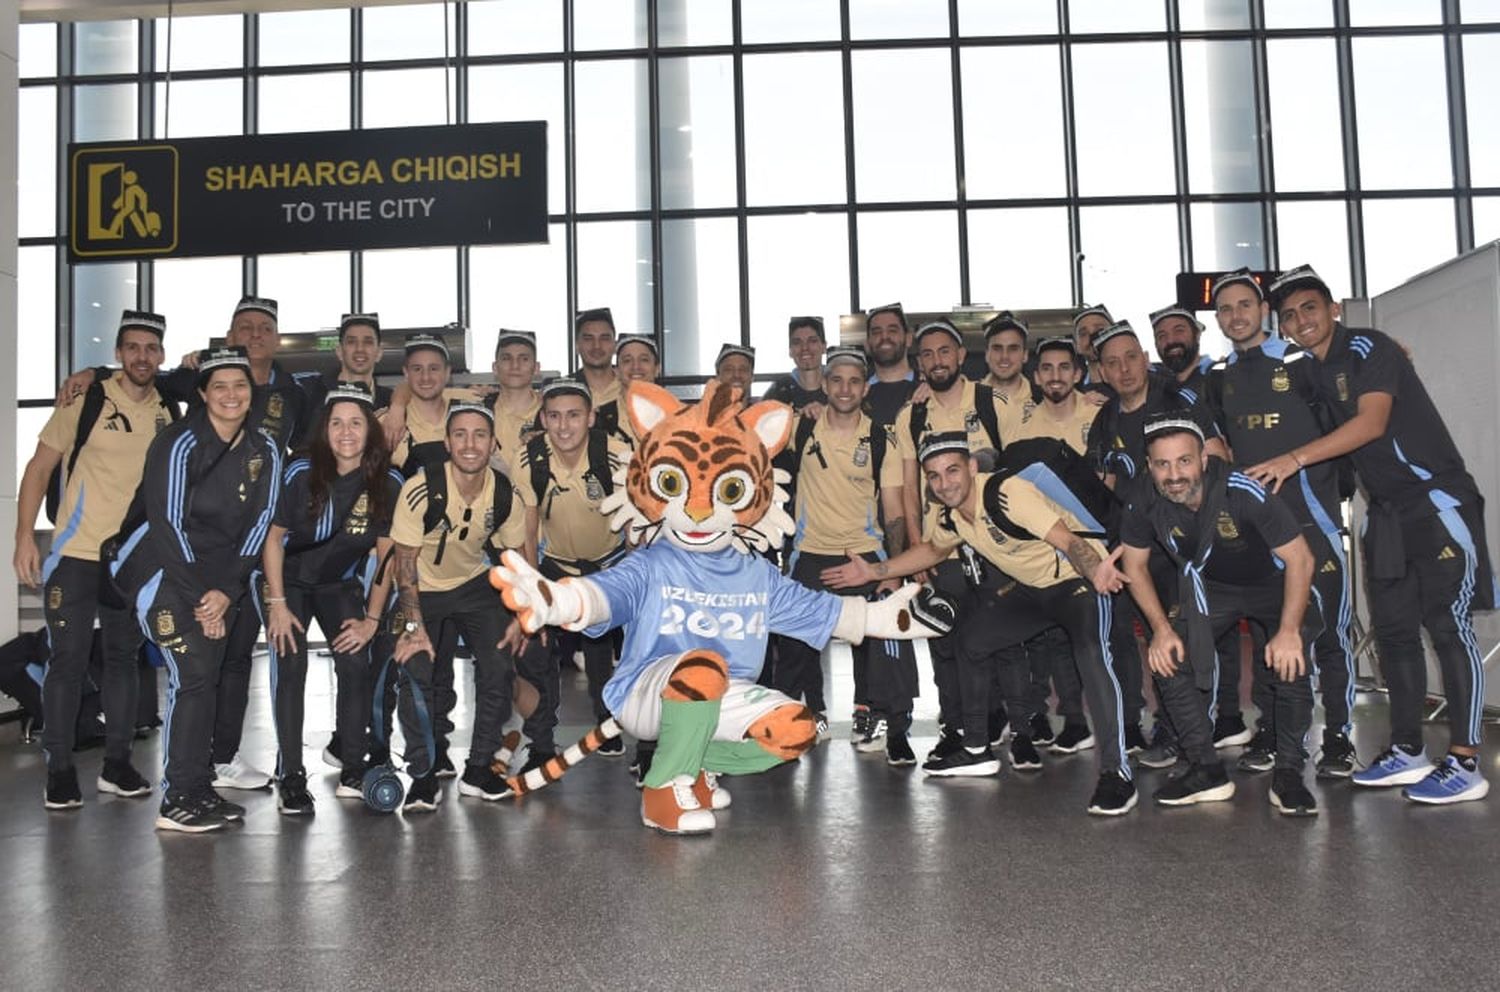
[3,1,1500,988]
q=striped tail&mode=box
[488,730,524,778]
[506,718,623,797]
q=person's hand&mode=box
[13,534,41,590]
[394,627,434,665]
[1146,627,1184,677]
[1089,545,1131,595]
[1264,628,1306,682]
[195,589,231,624]
[1244,453,1300,494]
[266,600,305,656]
[330,615,378,654]
[874,577,902,595]
[202,615,227,640]
[55,369,96,407]
[180,350,201,370]
[382,406,409,450]
[1080,390,1108,408]
[820,551,879,590]
[498,618,530,655]
[910,381,932,404]
[800,402,826,421]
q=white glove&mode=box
[832,583,929,644]
[489,550,605,634]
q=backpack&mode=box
[420,462,515,567]
[937,437,1111,544]
[46,382,179,524]
[908,382,1002,454]
[526,429,615,514]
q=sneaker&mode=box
[97,759,152,798]
[432,747,458,779]
[632,743,656,789]
[1137,724,1182,769]
[814,713,832,744]
[691,770,732,811]
[322,733,343,770]
[276,772,316,816]
[459,763,513,801]
[1269,768,1319,817]
[925,729,965,764]
[1352,745,1433,788]
[1009,735,1043,772]
[403,774,442,812]
[1315,731,1357,780]
[520,746,558,777]
[1087,771,1139,816]
[1402,754,1490,805]
[597,735,625,758]
[1051,722,1095,755]
[851,706,872,742]
[44,767,83,810]
[335,769,364,799]
[1212,713,1253,749]
[155,793,229,833]
[1124,722,1147,754]
[1029,712,1056,747]
[198,790,246,821]
[988,708,1010,748]
[368,743,391,768]
[923,746,1001,778]
[212,755,273,791]
[641,774,715,834]
[885,733,917,767]
[854,716,889,754]
[1153,762,1235,806]
[1236,724,1276,773]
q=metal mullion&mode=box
[1442,0,1474,252]
[840,0,859,313]
[563,0,579,365]
[1166,0,1192,273]
[242,11,257,297]
[1057,0,1083,305]
[455,0,470,333]
[948,0,969,305]
[1332,0,1365,297]
[137,19,154,310]
[1250,0,1278,268]
[732,0,750,366]
[350,6,363,311]
[56,24,74,377]
[646,1,665,343]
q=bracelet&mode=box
[365,612,382,621]
[1290,450,1305,468]
[264,596,286,604]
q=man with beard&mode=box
[1115,416,1319,815]
[765,317,829,414]
[16,310,174,808]
[1150,304,1216,398]
[1202,268,1357,776]
[575,307,625,438]
[863,302,919,429]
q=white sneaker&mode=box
[212,755,274,791]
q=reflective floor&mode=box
[1,645,1497,991]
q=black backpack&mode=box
[46,382,179,524]
[908,382,1002,454]
[420,462,515,566]
[938,437,1111,545]
[526,429,615,513]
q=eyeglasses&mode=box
[456,506,472,542]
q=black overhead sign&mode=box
[67,121,547,262]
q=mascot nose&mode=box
[685,502,714,523]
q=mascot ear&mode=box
[741,400,794,458]
[625,381,683,439]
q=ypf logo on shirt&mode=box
[71,145,179,258]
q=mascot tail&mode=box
[488,730,524,778]
[506,718,623,797]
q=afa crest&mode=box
[155,609,176,637]
[853,438,870,468]
[1271,368,1291,393]
[1335,372,1349,403]
[585,474,605,503]
[47,586,63,611]
[1216,511,1240,540]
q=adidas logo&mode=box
[1438,546,1457,561]
[1319,560,1338,574]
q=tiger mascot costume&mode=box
[490,379,935,834]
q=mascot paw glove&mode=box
[489,550,587,633]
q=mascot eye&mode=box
[715,470,754,510]
[650,464,687,500]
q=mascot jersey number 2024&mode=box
[490,379,935,835]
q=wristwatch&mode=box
[402,619,421,635]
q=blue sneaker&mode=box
[1402,755,1490,805]
[1351,746,1432,787]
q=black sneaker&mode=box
[44,767,83,810]
[322,733,343,770]
[923,746,1001,778]
[403,773,442,812]
[1137,721,1181,769]
[432,747,458,779]
[925,728,964,764]
[198,790,246,821]
[155,793,229,833]
[854,715,888,753]
[20,714,40,744]
[276,772,316,816]
[1124,722,1147,755]
[632,742,656,788]
[597,735,625,757]
[885,733,917,767]
[1237,725,1276,773]
[458,763,513,801]
[988,706,1010,748]
[97,759,152,798]
[335,769,364,799]
[851,706,872,742]
[1051,722,1095,754]
[1269,767,1319,817]
[520,746,558,777]
[1316,731,1357,779]
[1029,712,1056,747]
[368,743,391,768]
[1009,734,1043,772]
[1213,713,1253,748]
[1153,762,1235,806]
[1087,771,1139,816]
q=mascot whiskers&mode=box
[490,379,936,834]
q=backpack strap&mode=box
[586,429,614,497]
[908,400,928,451]
[526,434,551,513]
[972,383,1002,452]
[867,420,887,500]
[46,382,109,524]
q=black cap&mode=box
[234,295,278,321]
[615,333,658,358]
[865,302,906,331]
[1034,335,1078,358]
[196,346,251,386]
[404,332,450,362]
[445,399,494,426]
[1267,264,1332,308]
[339,312,380,335]
[1072,304,1113,329]
[1092,320,1140,354]
[119,309,166,340]
[824,346,868,372]
[914,320,963,347]
[540,376,592,403]
[983,310,1029,342]
[1143,413,1205,443]
[1148,305,1203,332]
[918,430,971,463]
[716,343,756,367]
[1210,267,1264,303]
[497,329,538,350]
[324,381,377,408]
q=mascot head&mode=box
[603,379,794,554]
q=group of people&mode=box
[11,261,1493,833]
